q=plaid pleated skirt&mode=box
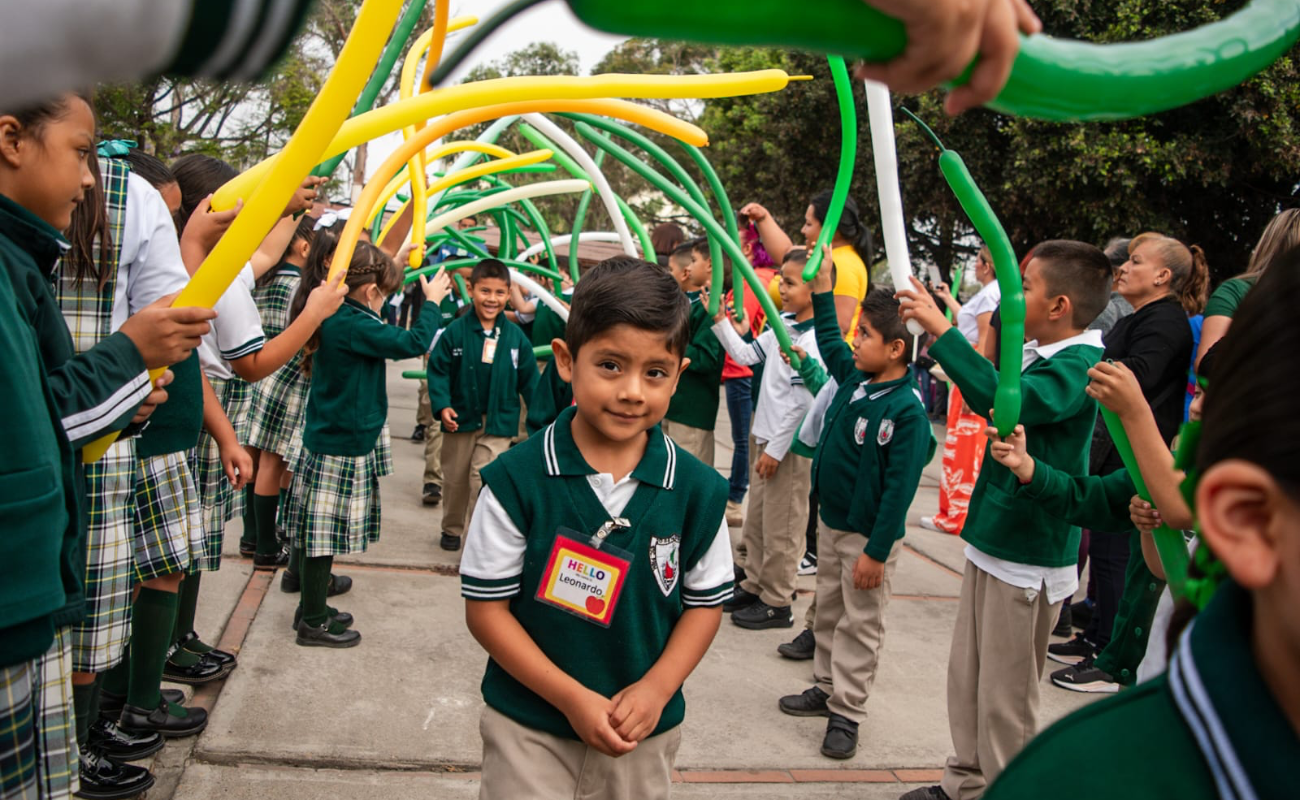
[0,659,36,799]
[33,628,77,799]
[246,354,307,469]
[71,439,135,673]
[190,376,253,573]
[131,452,200,581]
[286,442,389,559]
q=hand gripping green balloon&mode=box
[564,0,1300,121]
[803,55,855,283]
[903,108,1023,437]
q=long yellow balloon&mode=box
[369,141,516,232]
[214,71,792,206]
[80,0,402,463]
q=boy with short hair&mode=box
[461,256,734,800]
[661,238,724,466]
[711,248,822,630]
[667,243,694,293]
[895,241,1113,800]
[427,258,538,552]
[777,252,935,759]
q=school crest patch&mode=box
[878,418,895,446]
[854,417,869,445]
[649,535,681,597]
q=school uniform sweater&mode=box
[427,311,538,438]
[0,195,150,655]
[802,292,934,561]
[665,292,725,431]
[304,298,441,457]
[986,581,1288,800]
[929,326,1103,568]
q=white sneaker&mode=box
[919,516,944,533]
[725,500,745,527]
[797,552,817,576]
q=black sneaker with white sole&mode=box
[731,601,794,629]
[1051,656,1119,693]
[1047,633,1096,665]
[778,685,829,717]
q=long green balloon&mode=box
[315,0,429,178]
[576,122,801,368]
[803,55,854,282]
[678,141,745,322]
[564,0,1300,122]
[1100,407,1191,597]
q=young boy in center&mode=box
[427,258,538,552]
[710,248,822,630]
[660,238,725,466]
[461,256,734,800]
[894,241,1113,800]
[777,250,934,759]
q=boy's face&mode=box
[555,324,688,444]
[688,250,711,291]
[851,315,902,374]
[1021,258,1064,341]
[471,276,509,322]
[668,257,692,292]
[778,260,813,315]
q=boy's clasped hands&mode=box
[564,677,672,757]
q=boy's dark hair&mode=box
[690,237,710,259]
[171,154,237,230]
[470,257,510,285]
[669,243,694,268]
[783,247,809,266]
[1031,240,1113,328]
[566,256,690,358]
[859,287,914,361]
[122,149,175,191]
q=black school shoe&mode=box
[777,629,816,660]
[160,653,226,685]
[238,540,256,557]
[176,631,237,670]
[98,688,184,720]
[291,605,355,631]
[778,686,830,717]
[280,570,353,596]
[75,747,155,800]
[252,545,290,570]
[899,786,953,800]
[820,713,859,759]
[722,586,758,613]
[1047,633,1096,666]
[119,698,208,738]
[422,483,442,506]
[87,718,164,762]
[732,601,794,629]
[439,532,461,551]
[296,619,361,648]
[1051,656,1119,694]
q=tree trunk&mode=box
[351,142,368,205]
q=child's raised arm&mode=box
[811,246,859,384]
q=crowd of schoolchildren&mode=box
[4,3,1298,799]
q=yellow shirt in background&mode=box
[832,245,869,343]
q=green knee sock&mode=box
[127,588,179,710]
[169,574,202,667]
[240,484,257,547]
[301,556,333,628]
[253,493,281,556]
[100,649,130,698]
[72,678,98,746]
[286,545,302,580]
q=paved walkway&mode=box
[141,359,1095,798]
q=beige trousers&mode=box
[739,444,811,608]
[417,364,443,486]
[479,706,681,800]
[661,419,715,469]
[440,421,510,539]
[812,523,902,724]
[940,561,1061,800]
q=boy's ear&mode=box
[888,338,907,361]
[552,338,575,385]
[1196,459,1285,589]
[1047,294,1072,323]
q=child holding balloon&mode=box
[661,238,725,467]
[895,241,1113,800]
[284,240,451,647]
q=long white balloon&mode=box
[518,231,623,262]
[521,113,638,257]
[426,179,591,235]
[509,269,570,322]
[864,79,923,336]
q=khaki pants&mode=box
[661,419,715,469]
[940,561,1061,800]
[479,706,680,800]
[440,422,510,539]
[417,370,443,486]
[739,443,811,608]
[734,435,762,569]
[812,523,902,724]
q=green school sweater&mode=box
[427,311,538,437]
[530,300,568,360]
[465,406,732,740]
[929,327,1102,568]
[304,298,440,456]
[135,350,203,457]
[525,357,572,436]
[986,581,1287,800]
[665,292,724,431]
[807,293,934,561]
[0,195,148,650]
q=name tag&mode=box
[536,533,630,627]
[482,336,497,364]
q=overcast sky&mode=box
[358,0,628,186]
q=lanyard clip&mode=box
[590,517,630,550]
